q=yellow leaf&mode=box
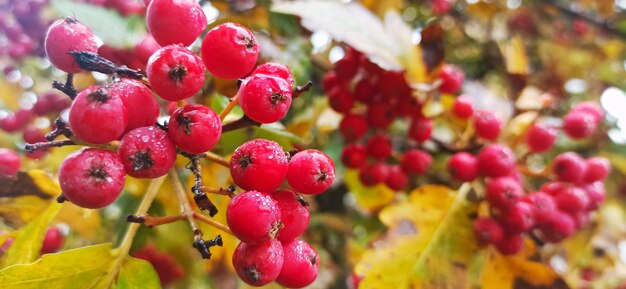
[55,204,101,239]
[116,257,161,289]
[602,152,626,175]
[344,169,395,211]
[0,196,51,227]
[0,170,62,227]
[498,36,530,75]
[361,0,404,17]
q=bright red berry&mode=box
[366,134,392,160]
[439,64,464,94]
[581,182,605,209]
[41,227,64,254]
[563,111,597,139]
[233,239,284,286]
[227,191,281,244]
[525,124,557,153]
[238,75,292,123]
[59,148,126,209]
[494,233,522,255]
[432,0,453,15]
[0,148,20,176]
[497,201,535,233]
[118,126,176,178]
[44,18,98,73]
[473,217,503,245]
[478,144,516,178]
[341,144,367,168]
[339,114,368,142]
[452,96,473,119]
[134,34,161,65]
[400,149,432,175]
[540,181,569,197]
[287,149,335,195]
[276,240,319,288]
[354,79,376,103]
[201,23,259,79]
[554,186,589,213]
[230,139,288,192]
[359,162,389,186]
[0,109,33,133]
[473,110,503,141]
[321,71,339,93]
[168,104,222,154]
[366,102,395,128]
[486,177,524,209]
[272,190,310,242]
[385,165,409,191]
[328,86,355,114]
[108,78,159,132]
[447,152,479,182]
[69,86,128,144]
[146,0,207,46]
[408,117,433,143]
[582,157,610,183]
[252,63,294,89]
[132,244,185,286]
[523,192,557,222]
[537,211,575,243]
[551,152,587,183]
[572,101,604,124]
[146,45,206,101]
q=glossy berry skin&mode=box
[551,152,587,183]
[69,86,128,144]
[276,240,319,288]
[108,79,159,132]
[366,134,392,160]
[537,211,575,243]
[41,227,64,254]
[168,104,222,154]
[341,144,367,168]
[385,165,409,191]
[447,152,479,182]
[328,86,355,113]
[233,239,284,286]
[146,0,207,47]
[523,192,557,222]
[230,139,288,192]
[494,233,522,255]
[339,114,368,142]
[59,148,126,209]
[118,126,176,178]
[146,45,206,101]
[572,101,604,124]
[272,190,310,242]
[252,63,294,89]
[201,23,259,79]
[473,110,503,141]
[582,157,610,183]
[439,64,464,94]
[486,177,524,209]
[287,149,335,195]
[525,124,557,153]
[563,111,597,139]
[474,218,503,245]
[400,149,432,175]
[478,144,516,178]
[408,117,433,142]
[452,96,473,119]
[359,163,389,186]
[554,186,590,213]
[497,202,535,233]
[227,191,281,244]
[45,18,98,73]
[238,75,292,123]
[0,148,20,176]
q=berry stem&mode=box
[293,81,313,98]
[52,74,77,100]
[24,139,75,152]
[170,169,203,237]
[192,212,233,235]
[222,115,261,133]
[516,164,550,178]
[203,151,230,168]
[46,118,73,141]
[69,51,146,80]
[126,214,186,227]
[219,94,239,121]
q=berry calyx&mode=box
[201,23,259,79]
[146,45,206,101]
[230,139,288,192]
[286,149,335,195]
[146,0,207,47]
[44,18,98,73]
[232,239,284,286]
[238,74,293,124]
[276,240,319,288]
[0,148,20,176]
[118,126,177,178]
[69,86,128,144]
[167,104,222,154]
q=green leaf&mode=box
[116,257,161,289]
[51,0,145,48]
[1,202,63,268]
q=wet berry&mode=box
[108,78,159,132]
[286,149,335,195]
[146,45,206,101]
[525,124,557,153]
[69,86,128,144]
[473,110,503,141]
[168,104,222,154]
[478,144,516,178]
[447,152,479,182]
[201,23,259,79]
[238,75,292,124]
[341,144,367,168]
[230,139,288,192]
[118,126,177,178]
[474,217,503,245]
[227,191,282,244]
[146,0,207,47]
[276,240,319,288]
[45,18,98,73]
[272,190,310,242]
[233,239,284,286]
[551,152,587,183]
[400,149,432,175]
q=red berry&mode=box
[134,34,161,65]
[0,109,33,133]
[335,56,358,82]
[494,233,523,255]
[551,152,587,183]
[230,139,288,192]
[45,18,98,73]
[23,127,48,159]
[569,210,591,229]
[227,191,281,244]
[377,71,410,99]
[233,239,284,286]
[525,124,557,153]
[497,201,535,233]
[272,190,310,242]
[321,71,339,93]
[486,177,524,209]
[473,110,503,141]
[339,114,368,142]
[523,192,557,222]
[118,126,176,178]
[473,217,503,245]
[354,79,376,103]
[554,186,589,213]
[341,144,367,168]
[563,111,597,139]
[400,149,432,175]
[252,63,294,88]
[146,45,206,101]
[432,0,453,15]
[385,165,409,191]
[582,157,610,183]
[366,134,392,160]
[238,75,292,123]
[572,101,604,124]
[581,182,605,209]
[478,144,516,178]
[439,64,464,94]
[408,117,433,143]
[447,152,479,182]
[328,86,355,113]
[59,148,126,209]
[132,244,185,286]
[201,23,259,79]
[287,149,335,195]
[69,86,128,144]
[366,102,395,128]
[41,227,64,254]
[146,0,206,46]
[108,78,159,132]
[0,148,20,176]
[540,181,568,196]
[168,104,222,154]
[537,211,575,243]
[359,163,389,186]
[276,240,319,288]
[452,96,473,119]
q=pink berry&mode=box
[551,152,587,183]
[118,126,176,178]
[341,144,367,168]
[432,0,453,14]
[276,240,319,288]
[238,74,292,123]
[227,190,281,244]
[366,134,392,160]
[537,211,575,243]
[328,86,355,113]
[230,139,288,192]
[563,111,597,139]
[582,157,610,183]
[286,149,335,195]
[0,148,20,176]
[167,104,222,154]
[146,0,207,46]
[486,177,524,209]
[201,23,259,79]
[496,201,535,233]
[523,192,557,222]
[581,182,605,209]
[108,78,159,132]
[400,149,432,175]
[339,114,368,142]
[23,127,49,159]
[408,117,433,142]
[474,217,503,245]
[385,165,409,191]
[69,86,128,144]
[359,162,389,186]
[478,144,516,178]
[473,110,503,141]
[439,64,464,94]
[452,96,473,119]
[272,190,310,242]
[554,186,589,213]
[44,18,98,73]
[146,44,206,101]
[572,101,604,124]
[251,63,294,88]
[494,233,522,255]
[134,34,161,64]
[41,227,64,254]
[59,148,126,209]
[233,239,284,286]
[447,152,479,182]
[525,124,557,153]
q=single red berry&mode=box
[551,152,587,183]
[572,101,604,124]
[328,86,355,114]
[108,78,159,132]
[354,79,376,103]
[59,148,126,209]
[252,63,294,89]
[432,0,453,14]
[400,149,432,175]
[537,211,575,243]
[227,191,281,244]
[540,181,569,196]
[0,148,20,176]
[238,75,292,123]
[147,44,206,101]
[478,144,516,178]
[69,86,128,144]
[230,139,288,192]
[335,55,358,82]
[134,34,161,65]
[447,152,478,182]
[146,0,206,46]
[525,124,557,153]
[23,127,49,159]
[366,134,392,160]
[359,162,389,186]
[321,71,339,93]
[563,111,597,139]
[581,182,605,209]
[494,233,523,255]
[341,144,367,168]
[366,102,395,128]
[569,210,591,229]
[582,157,610,183]
[473,110,503,141]
[276,240,319,288]
[168,104,222,154]
[41,227,64,254]
[44,18,98,73]
[486,177,524,209]
[377,71,411,99]
[287,149,335,195]
[395,96,423,117]
[554,186,590,213]
[339,114,368,142]
[439,64,464,94]
[473,217,504,245]
[118,126,176,178]
[201,23,259,79]
[522,192,557,223]
[272,190,310,242]
[233,239,284,286]
[497,201,535,233]
[34,92,69,115]
[408,117,433,143]
[385,165,409,191]
[0,109,33,133]
[452,96,473,119]
[132,244,185,286]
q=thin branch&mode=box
[202,151,230,168]
[219,94,239,121]
[24,139,75,152]
[293,81,313,98]
[222,115,261,133]
[52,74,77,100]
[193,212,233,235]
[46,118,73,141]
[69,51,146,80]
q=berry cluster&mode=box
[0,0,49,60]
